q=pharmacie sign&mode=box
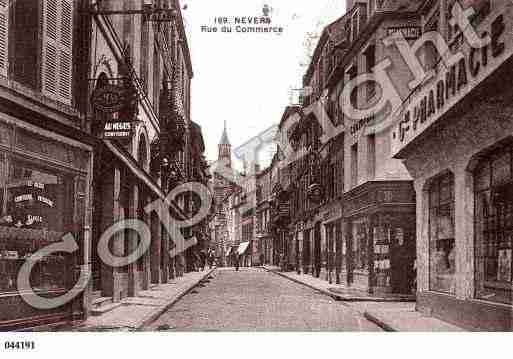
[392,7,511,157]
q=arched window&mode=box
[428,172,455,294]
[474,144,513,304]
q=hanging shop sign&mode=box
[103,121,133,139]
[392,8,510,157]
[91,84,128,113]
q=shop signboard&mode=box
[392,4,512,157]
[91,84,128,114]
[386,26,421,40]
[102,121,134,140]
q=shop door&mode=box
[314,222,321,277]
[91,164,103,292]
[390,226,415,294]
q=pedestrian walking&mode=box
[208,250,214,269]
[200,250,206,271]
[233,252,240,271]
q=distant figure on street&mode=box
[208,250,214,269]
[200,250,206,271]
[233,252,240,271]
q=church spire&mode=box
[218,120,231,168]
[220,120,230,146]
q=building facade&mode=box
[0,0,207,330]
[392,0,513,330]
[88,0,198,311]
[0,0,94,330]
[332,0,419,294]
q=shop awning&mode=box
[103,140,186,220]
[237,241,250,255]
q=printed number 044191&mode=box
[4,341,35,350]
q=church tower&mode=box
[213,121,233,206]
[218,120,231,168]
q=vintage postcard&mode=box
[0,0,511,357]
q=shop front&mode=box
[319,203,343,284]
[0,116,92,330]
[392,1,513,330]
[343,181,416,294]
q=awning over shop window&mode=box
[237,241,250,255]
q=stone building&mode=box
[393,0,513,330]
[331,0,420,294]
[0,0,94,330]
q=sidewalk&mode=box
[74,268,216,331]
[262,266,414,302]
[353,302,464,332]
[263,266,464,332]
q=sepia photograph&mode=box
[0,0,511,357]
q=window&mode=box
[153,46,160,115]
[140,17,150,94]
[11,0,39,88]
[364,45,376,100]
[367,134,376,180]
[42,0,74,103]
[351,10,359,42]
[428,172,456,294]
[353,221,368,270]
[0,157,74,293]
[423,12,440,71]
[348,65,358,109]
[475,145,513,304]
[368,0,375,17]
[351,143,358,188]
[5,0,73,102]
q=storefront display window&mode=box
[353,222,368,271]
[0,158,73,294]
[475,146,513,304]
[428,173,456,294]
[373,226,391,287]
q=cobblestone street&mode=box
[145,268,382,331]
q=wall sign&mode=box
[103,121,133,139]
[392,8,510,157]
[386,26,421,40]
[91,84,128,113]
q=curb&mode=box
[137,268,217,329]
[262,267,415,302]
[363,311,396,332]
[262,266,342,302]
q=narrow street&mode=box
[145,268,382,331]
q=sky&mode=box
[182,0,345,168]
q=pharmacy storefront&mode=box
[392,1,513,330]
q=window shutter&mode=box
[0,0,8,77]
[42,0,73,104]
[59,0,73,101]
